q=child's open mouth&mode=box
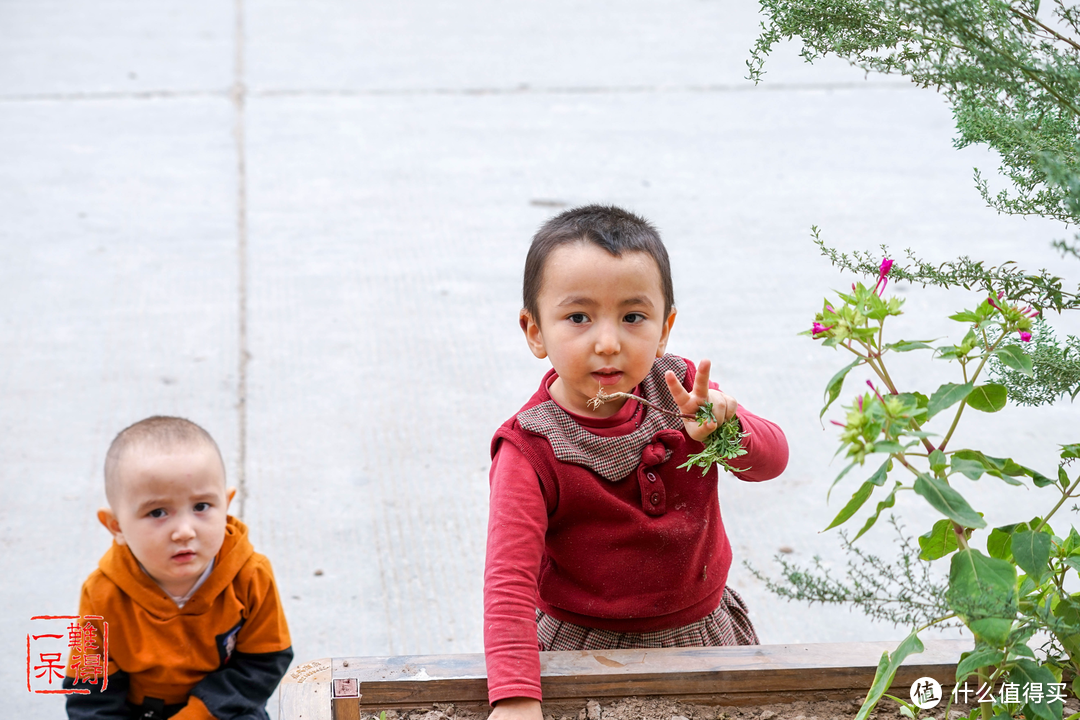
[171,549,197,563]
[591,370,623,386]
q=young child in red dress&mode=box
[484,205,789,720]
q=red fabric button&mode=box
[647,472,656,483]
[650,492,660,505]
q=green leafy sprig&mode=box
[678,402,751,475]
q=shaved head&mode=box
[104,416,225,508]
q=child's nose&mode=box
[594,321,621,355]
[172,518,196,542]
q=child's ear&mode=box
[97,508,125,545]
[656,307,677,357]
[225,487,237,509]
[520,310,548,359]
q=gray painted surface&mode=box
[3,2,1078,718]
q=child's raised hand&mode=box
[664,359,737,442]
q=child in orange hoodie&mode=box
[64,416,293,720]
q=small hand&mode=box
[488,697,543,720]
[665,359,738,442]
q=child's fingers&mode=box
[664,370,691,409]
[693,359,712,400]
[710,389,738,422]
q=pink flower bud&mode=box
[1019,330,1032,342]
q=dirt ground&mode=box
[362,695,1080,720]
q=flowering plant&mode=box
[764,253,1080,720]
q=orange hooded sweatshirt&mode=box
[64,516,292,720]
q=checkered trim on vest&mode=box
[516,354,688,482]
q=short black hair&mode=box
[523,205,674,324]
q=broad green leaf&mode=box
[926,382,974,420]
[821,359,861,419]
[1009,659,1063,720]
[870,441,905,455]
[949,449,1038,487]
[853,481,901,542]
[949,310,980,322]
[914,473,986,528]
[1053,597,1080,666]
[956,646,1006,684]
[986,526,1016,561]
[1060,466,1072,491]
[929,449,948,474]
[947,550,1017,646]
[1063,527,1080,555]
[824,481,874,531]
[969,617,1014,647]
[919,518,960,561]
[1012,530,1052,583]
[995,344,1035,377]
[1062,444,1080,460]
[854,631,924,720]
[950,456,989,480]
[966,383,1008,413]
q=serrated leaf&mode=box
[919,518,960,560]
[914,473,986,528]
[926,382,974,420]
[995,344,1034,377]
[1012,530,1052,583]
[824,481,874,531]
[821,359,861,419]
[956,647,1006,684]
[854,631,924,720]
[966,383,1008,412]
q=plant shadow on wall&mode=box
[744,2,1080,720]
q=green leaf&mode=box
[919,518,960,561]
[926,382,974,420]
[887,340,937,352]
[949,310,980,322]
[1062,444,1080,460]
[1009,659,1063,720]
[947,550,1017,646]
[1012,530,1052,583]
[866,458,890,486]
[824,481,874,532]
[821,359,861,419]
[950,455,990,480]
[966,383,1008,412]
[995,344,1035,377]
[854,631,924,720]
[986,526,1015,561]
[956,646,1006,684]
[828,461,856,502]
[1060,466,1071,491]
[913,473,986,528]
[929,449,948,474]
[853,481,901,542]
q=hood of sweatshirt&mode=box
[98,515,255,619]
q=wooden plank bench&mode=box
[279,639,970,720]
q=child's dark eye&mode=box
[193,502,211,512]
[148,508,166,519]
[568,313,589,324]
[624,312,646,324]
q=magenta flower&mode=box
[873,258,894,295]
[987,295,1000,311]
[1019,330,1032,342]
[812,322,834,336]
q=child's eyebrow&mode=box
[555,296,655,308]
[134,497,171,514]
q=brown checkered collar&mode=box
[517,354,688,481]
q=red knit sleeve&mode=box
[484,441,548,705]
[731,404,789,482]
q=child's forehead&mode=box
[115,442,226,496]
[540,243,665,298]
